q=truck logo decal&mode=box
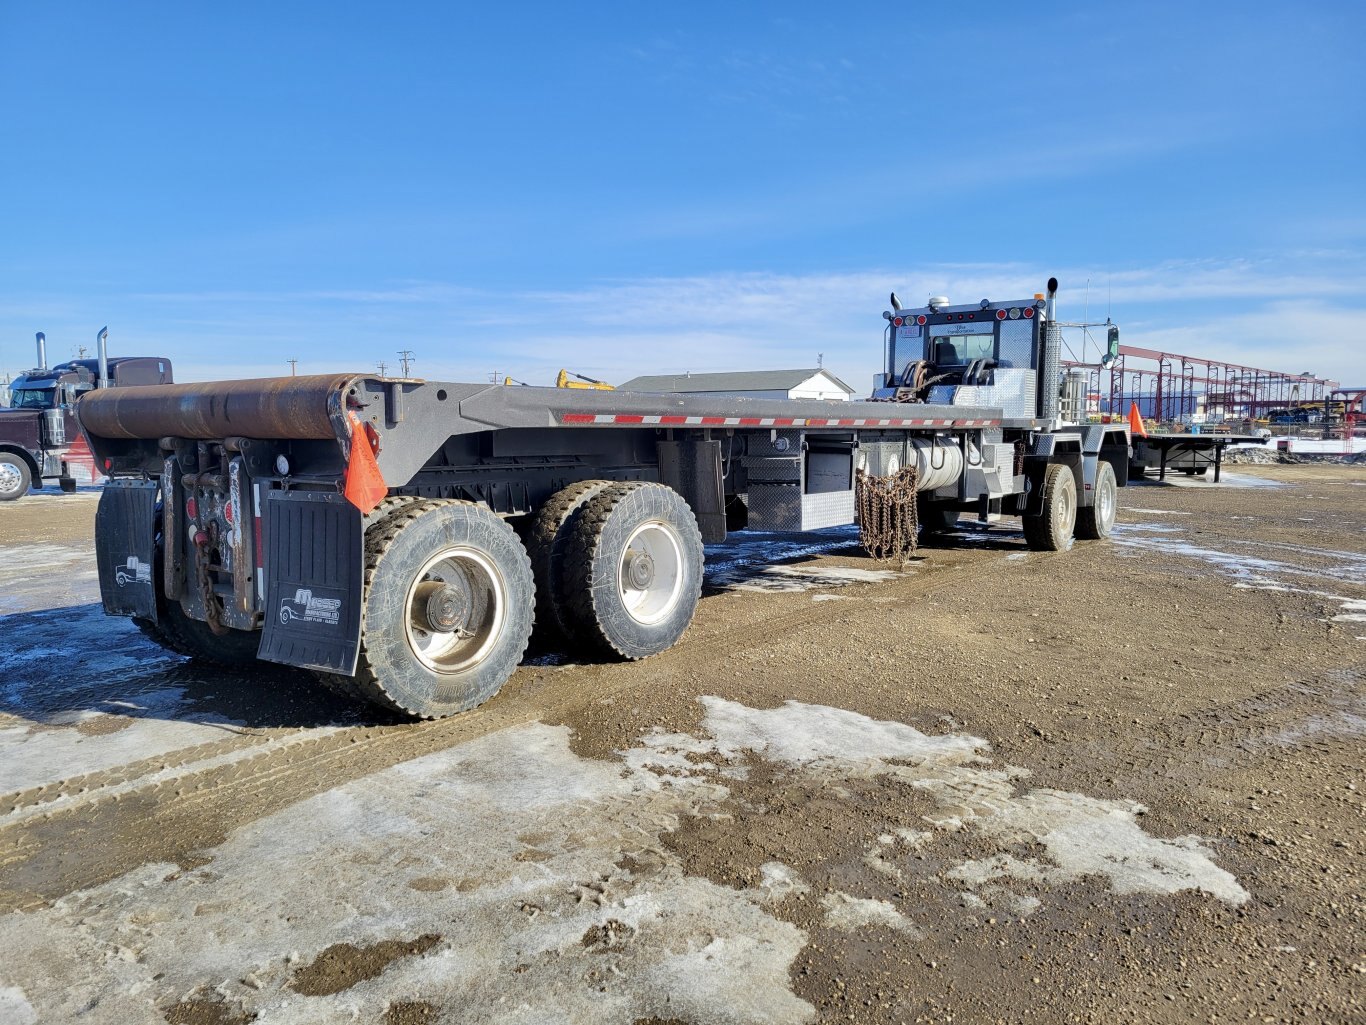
[278,588,343,627]
[114,557,152,587]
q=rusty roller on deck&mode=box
[77,374,361,441]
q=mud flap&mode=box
[95,479,160,620]
[257,490,364,675]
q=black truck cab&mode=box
[0,357,173,501]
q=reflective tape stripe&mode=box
[557,413,1001,428]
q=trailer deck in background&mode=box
[1130,433,1267,483]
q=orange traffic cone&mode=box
[1127,402,1147,438]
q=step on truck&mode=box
[0,329,173,501]
[78,278,1130,720]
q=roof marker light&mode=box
[916,315,927,325]
[892,316,904,327]
[1023,306,1035,318]
[996,309,1008,320]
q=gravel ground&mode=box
[0,466,1361,1024]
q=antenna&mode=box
[397,350,415,376]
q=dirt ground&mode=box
[0,466,1361,1025]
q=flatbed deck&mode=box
[1131,432,1267,483]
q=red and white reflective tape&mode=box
[559,413,1000,428]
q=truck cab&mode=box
[0,355,173,501]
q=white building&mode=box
[618,368,856,402]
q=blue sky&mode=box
[2,2,1363,389]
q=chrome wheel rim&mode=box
[0,463,22,494]
[1098,476,1116,529]
[404,546,507,674]
[618,519,684,626]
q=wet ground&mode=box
[0,467,1362,1024]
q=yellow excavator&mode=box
[502,370,615,390]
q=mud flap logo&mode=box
[279,588,343,627]
[114,557,152,587]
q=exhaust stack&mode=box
[35,332,47,371]
[97,326,110,388]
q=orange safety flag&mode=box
[1127,402,1147,438]
[343,411,388,514]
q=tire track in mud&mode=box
[1051,670,1363,784]
[0,544,1022,912]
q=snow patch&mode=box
[821,893,922,936]
[0,986,37,1025]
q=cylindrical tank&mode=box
[1062,369,1089,423]
[908,437,964,491]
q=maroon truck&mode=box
[0,330,173,501]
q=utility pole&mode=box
[817,352,824,368]
[377,361,389,378]
[397,350,415,377]
[287,359,298,377]
[489,371,501,384]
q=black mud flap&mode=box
[257,490,364,675]
[95,479,160,620]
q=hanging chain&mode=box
[855,466,920,566]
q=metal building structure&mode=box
[1063,345,1338,426]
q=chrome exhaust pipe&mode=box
[35,332,47,371]
[97,326,110,388]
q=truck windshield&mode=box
[930,332,994,365]
[9,388,57,410]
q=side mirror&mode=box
[1101,324,1120,367]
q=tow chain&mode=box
[194,528,229,635]
[855,466,920,566]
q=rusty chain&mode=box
[855,465,919,566]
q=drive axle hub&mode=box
[626,550,655,590]
[413,581,468,634]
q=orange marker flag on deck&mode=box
[344,411,388,514]
[1128,402,1148,438]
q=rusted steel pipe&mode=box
[77,374,358,441]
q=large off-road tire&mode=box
[917,500,961,546]
[0,453,32,502]
[559,482,704,660]
[159,601,263,666]
[1075,461,1118,540]
[319,500,535,720]
[527,480,615,644]
[1022,463,1077,552]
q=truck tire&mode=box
[321,500,536,720]
[1075,462,1117,540]
[160,601,263,666]
[527,480,615,644]
[1022,463,1077,552]
[0,453,32,502]
[559,482,704,660]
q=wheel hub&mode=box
[0,464,21,492]
[626,550,655,590]
[413,581,468,634]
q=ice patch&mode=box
[812,593,852,602]
[0,699,1251,1023]
[711,564,900,593]
[821,893,922,936]
[690,699,1247,907]
[1124,508,1192,516]
[0,722,812,1025]
[0,986,37,1025]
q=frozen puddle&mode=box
[0,541,99,615]
[0,699,1247,1025]
[712,563,901,592]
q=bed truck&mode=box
[0,329,173,501]
[77,278,1130,720]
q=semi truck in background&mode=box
[77,277,1131,721]
[0,329,173,501]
